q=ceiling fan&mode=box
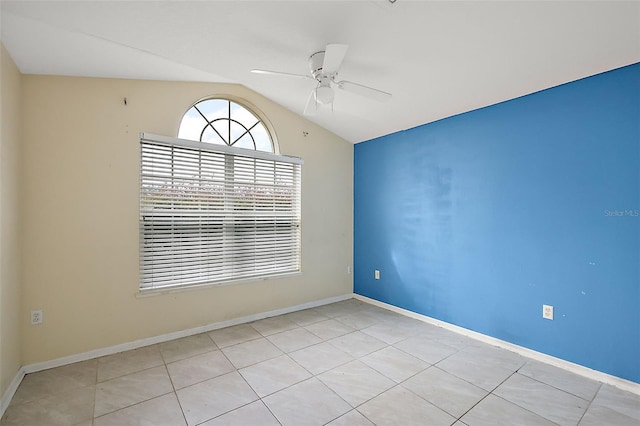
[251,43,392,115]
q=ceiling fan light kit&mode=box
[314,84,334,104]
[251,43,392,115]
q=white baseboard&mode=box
[1,367,25,418]
[354,294,640,395]
[22,293,352,375]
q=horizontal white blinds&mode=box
[139,133,302,290]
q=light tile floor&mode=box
[2,299,639,425]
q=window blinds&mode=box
[139,133,302,290]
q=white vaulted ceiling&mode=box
[1,1,639,143]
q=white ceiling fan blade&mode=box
[251,69,312,80]
[303,88,318,116]
[322,44,348,75]
[336,80,392,102]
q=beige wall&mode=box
[0,43,23,396]
[20,75,353,365]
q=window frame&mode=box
[138,132,303,293]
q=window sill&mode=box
[135,271,303,298]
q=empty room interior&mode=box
[1,1,639,425]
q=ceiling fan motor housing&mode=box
[309,51,326,79]
[309,50,335,104]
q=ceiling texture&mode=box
[1,1,639,143]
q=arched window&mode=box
[178,98,274,153]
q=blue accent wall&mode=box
[354,63,640,383]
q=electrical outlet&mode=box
[347,266,352,274]
[374,269,380,280]
[31,310,43,325]
[542,304,553,320]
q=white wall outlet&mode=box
[542,304,554,320]
[347,266,352,274]
[374,269,380,280]
[31,310,43,325]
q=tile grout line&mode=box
[514,366,601,403]
[179,341,257,426]
[91,359,99,425]
[453,369,520,424]
[574,382,603,426]
[93,345,181,423]
[259,398,284,426]
[486,392,564,426]
[499,365,597,425]
[392,363,464,422]
[206,336,284,425]
[159,343,190,426]
[92,390,176,423]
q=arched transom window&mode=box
[178,98,274,153]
